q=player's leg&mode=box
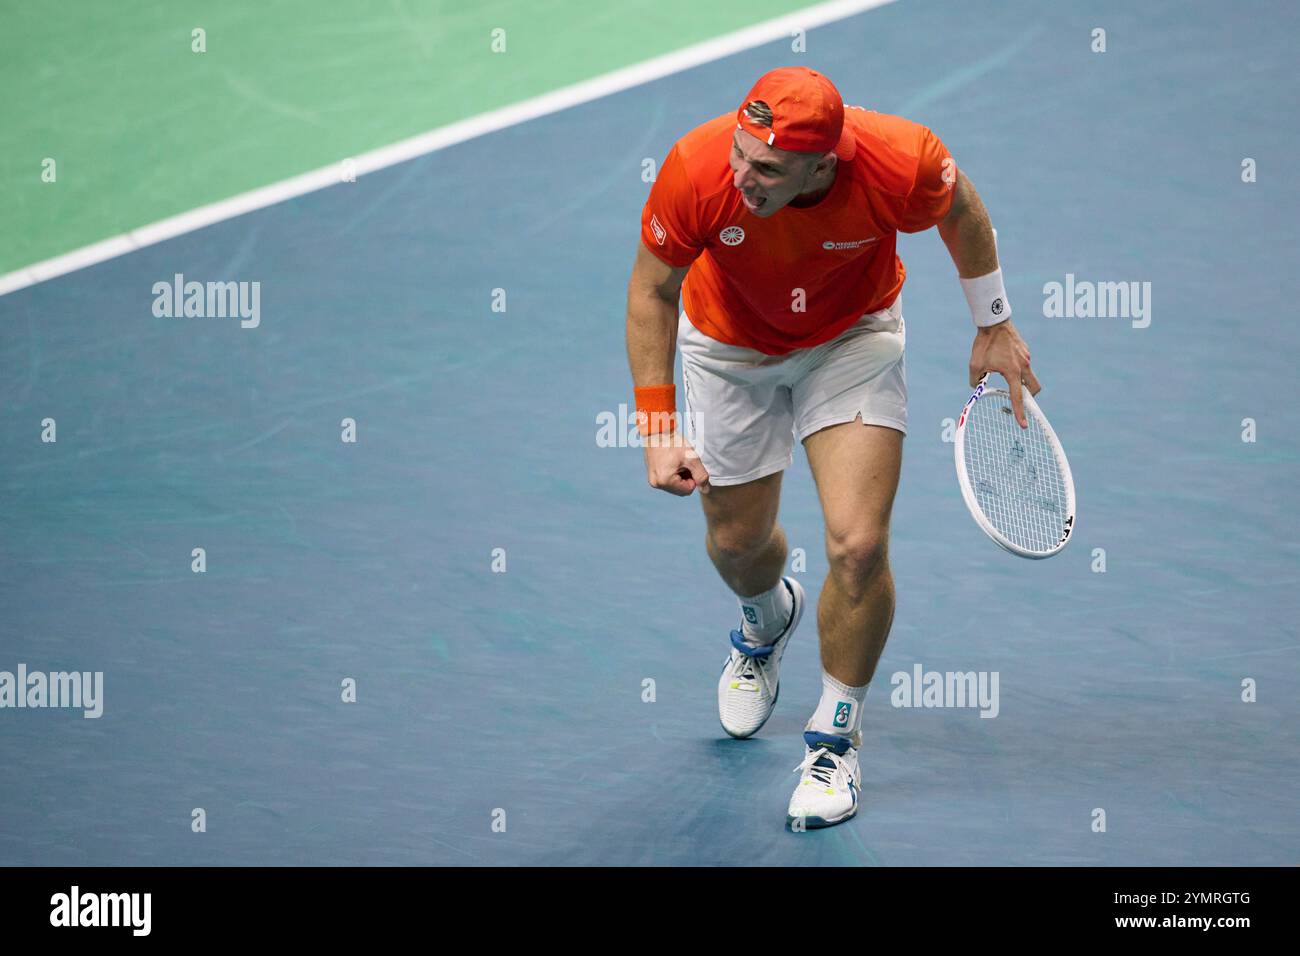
[700,471,785,600]
[679,311,807,739]
[700,474,808,739]
[781,420,901,827]
[701,473,801,645]
[803,419,902,694]
[785,295,907,827]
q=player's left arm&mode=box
[937,170,1041,428]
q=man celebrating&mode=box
[626,66,1037,828]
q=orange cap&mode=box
[736,66,856,161]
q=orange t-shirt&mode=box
[640,108,956,355]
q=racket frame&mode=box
[953,373,1077,559]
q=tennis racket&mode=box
[953,373,1076,558]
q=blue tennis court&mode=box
[1,0,1296,865]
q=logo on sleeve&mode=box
[719,226,745,246]
[650,214,666,246]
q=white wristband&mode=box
[960,267,1011,328]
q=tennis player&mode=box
[625,67,1040,828]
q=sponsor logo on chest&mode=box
[822,237,879,251]
[712,229,881,253]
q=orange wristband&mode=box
[634,384,677,436]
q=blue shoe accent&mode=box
[729,628,777,658]
[729,578,799,658]
[800,732,854,788]
[803,731,853,756]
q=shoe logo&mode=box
[742,606,758,625]
[833,701,852,728]
[720,225,745,246]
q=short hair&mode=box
[742,99,824,168]
[742,100,773,127]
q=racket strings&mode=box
[961,396,1069,554]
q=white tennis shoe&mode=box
[786,727,861,829]
[716,576,805,739]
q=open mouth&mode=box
[741,192,767,211]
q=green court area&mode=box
[0,0,824,275]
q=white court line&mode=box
[0,0,896,299]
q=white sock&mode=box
[738,579,793,646]
[810,672,869,738]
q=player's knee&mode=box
[708,523,775,566]
[826,529,889,593]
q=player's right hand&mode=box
[969,319,1040,429]
[642,435,710,496]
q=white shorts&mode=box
[678,295,907,487]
